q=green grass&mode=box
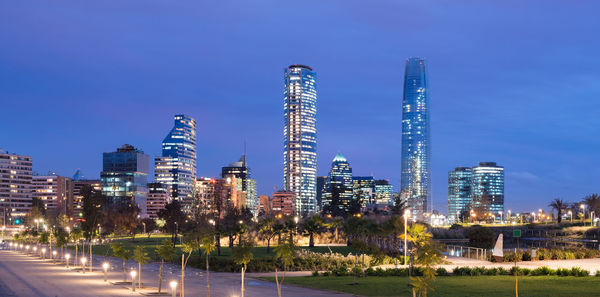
[261,275,600,296]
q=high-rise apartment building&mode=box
[221,155,257,214]
[322,153,353,212]
[448,167,473,223]
[471,162,504,217]
[100,144,149,215]
[72,178,101,218]
[283,64,317,215]
[0,150,32,222]
[32,174,73,215]
[146,182,168,219]
[401,57,432,220]
[271,190,296,216]
[155,114,197,211]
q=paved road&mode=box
[0,249,353,297]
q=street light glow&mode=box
[103,262,109,270]
[169,280,177,289]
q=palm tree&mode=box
[258,217,276,253]
[327,217,344,243]
[155,240,176,293]
[180,239,198,297]
[110,242,132,282]
[274,236,296,297]
[133,246,150,288]
[584,194,600,214]
[199,234,216,297]
[549,198,566,223]
[71,228,83,265]
[301,215,325,247]
[232,238,254,297]
[399,223,434,297]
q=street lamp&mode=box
[52,250,57,264]
[41,248,46,259]
[80,257,87,274]
[130,270,137,292]
[102,262,109,282]
[403,209,410,265]
[169,280,177,297]
[568,210,573,223]
[580,204,586,226]
[65,253,71,268]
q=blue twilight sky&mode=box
[2,1,600,214]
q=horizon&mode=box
[2,1,600,214]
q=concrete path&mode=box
[0,249,354,297]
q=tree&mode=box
[111,242,132,282]
[133,246,150,288]
[274,236,296,297]
[301,215,325,247]
[326,217,344,243]
[199,234,216,297]
[71,228,84,265]
[141,218,157,238]
[155,240,176,293]
[180,234,201,297]
[54,230,68,258]
[400,223,443,297]
[258,216,277,253]
[465,226,495,249]
[392,196,408,216]
[158,200,185,246]
[549,198,566,223]
[584,194,600,215]
[232,237,254,297]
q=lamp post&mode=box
[41,248,46,260]
[81,257,87,274]
[568,210,573,223]
[499,211,503,224]
[580,204,586,226]
[52,250,57,264]
[33,246,37,256]
[403,209,410,265]
[169,280,177,297]
[65,253,70,268]
[102,262,109,282]
[130,270,137,292]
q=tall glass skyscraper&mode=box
[401,57,432,220]
[322,153,353,212]
[448,167,472,223]
[283,64,317,215]
[471,162,504,217]
[155,114,197,211]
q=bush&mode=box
[570,267,589,277]
[465,226,496,249]
[595,270,600,277]
[312,270,319,276]
[436,267,448,276]
[531,266,555,276]
[452,267,472,276]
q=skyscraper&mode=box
[401,57,431,220]
[448,167,473,223]
[322,153,353,212]
[221,155,258,214]
[471,162,504,218]
[283,64,317,215]
[32,174,73,215]
[100,144,149,214]
[155,114,197,211]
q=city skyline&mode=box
[2,1,600,214]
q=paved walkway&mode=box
[0,249,354,297]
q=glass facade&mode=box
[448,167,472,223]
[221,155,258,215]
[155,114,197,211]
[471,162,504,217]
[401,57,431,220]
[100,144,149,214]
[353,176,375,205]
[322,153,353,212]
[283,64,317,215]
[374,180,393,205]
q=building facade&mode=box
[322,153,353,212]
[72,179,101,218]
[471,162,504,218]
[221,155,258,214]
[146,182,168,219]
[32,174,73,215]
[0,150,33,222]
[100,144,149,215]
[448,167,473,223]
[374,180,393,205]
[257,195,271,215]
[155,114,197,212]
[401,57,432,220]
[283,64,317,215]
[271,190,296,216]
[353,176,375,206]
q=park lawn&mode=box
[261,275,600,297]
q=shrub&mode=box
[312,270,319,276]
[436,267,448,276]
[556,268,570,276]
[531,266,555,276]
[484,267,497,276]
[595,270,600,277]
[570,267,589,277]
[452,267,472,276]
[496,267,507,276]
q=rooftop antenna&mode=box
[243,138,247,167]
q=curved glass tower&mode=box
[155,114,197,211]
[283,64,317,215]
[401,57,431,220]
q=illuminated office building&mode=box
[471,162,504,217]
[448,167,472,223]
[222,155,257,214]
[0,149,32,222]
[283,64,317,215]
[32,174,73,215]
[322,153,353,212]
